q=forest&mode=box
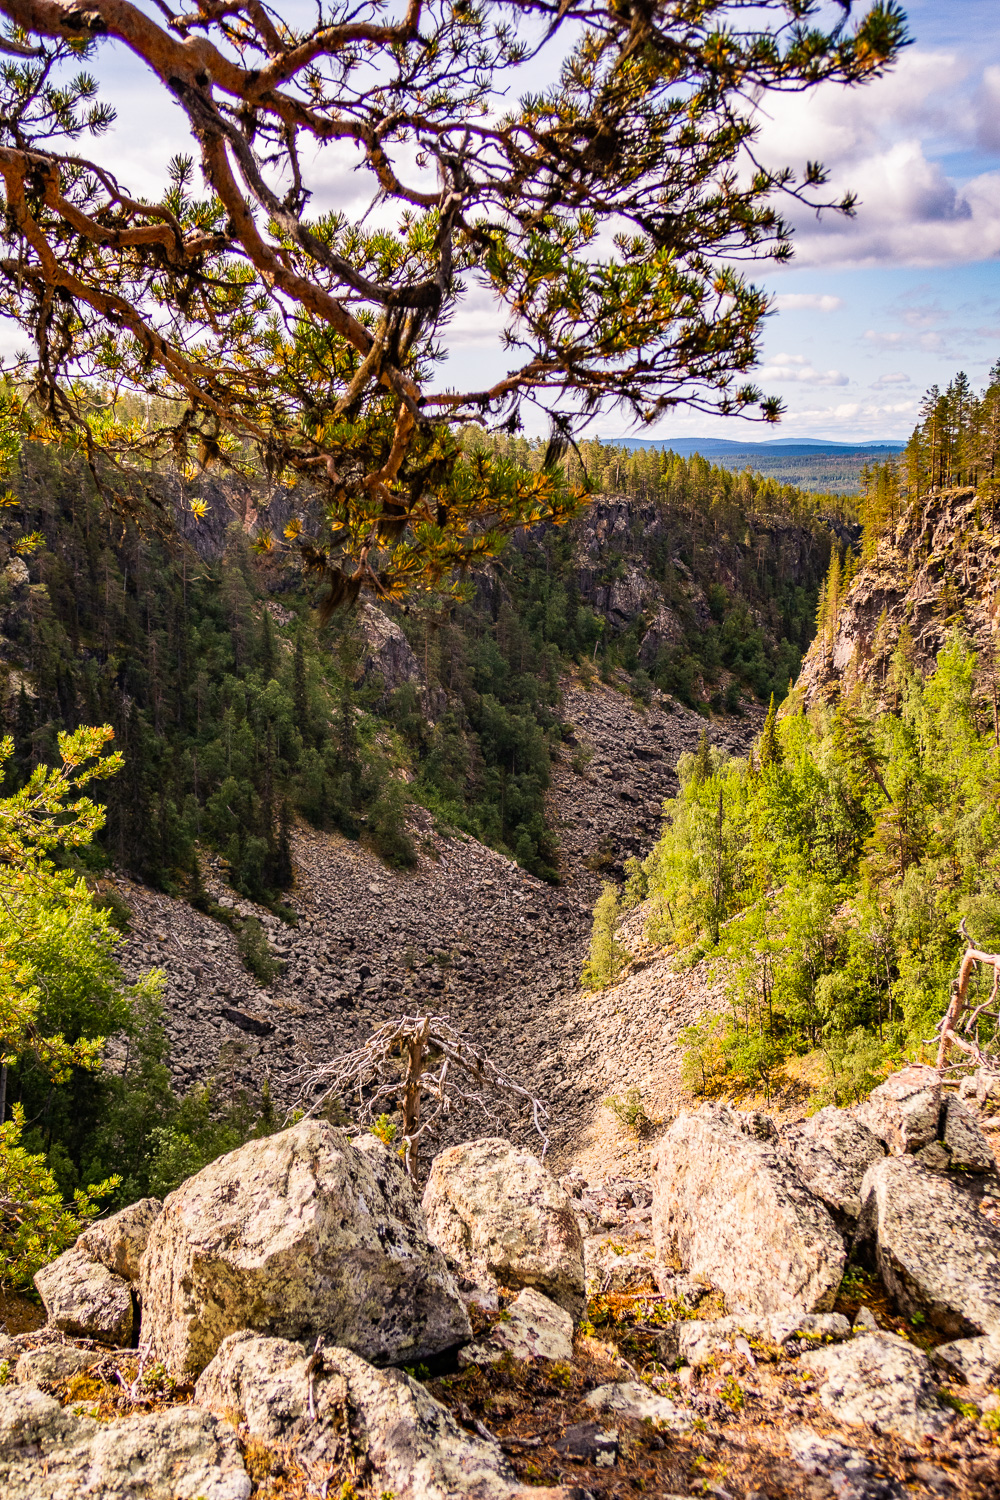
[586,367,1000,1110]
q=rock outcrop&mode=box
[33,1249,134,1348]
[195,1332,568,1500]
[651,1104,846,1316]
[422,1138,586,1319]
[795,484,1000,707]
[854,1063,942,1156]
[140,1121,471,1377]
[458,1288,574,1367]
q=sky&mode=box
[4,1,999,445]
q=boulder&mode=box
[0,1385,250,1500]
[422,1138,586,1320]
[140,1121,471,1378]
[14,1346,100,1387]
[855,1064,941,1155]
[76,1197,163,1282]
[855,1154,1000,1336]
[781,1108,885,1226]
[651,1105,846,1317]
[798,1332,953,1441]
[195,1332,568,1500]
[458,1288,573,1367]
[33,1248,133,1347]
[939,1095,996,1173]
[932,1332,1000,1388]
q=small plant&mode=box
[981,1407,1000,1435]
[570,742,594,775]
[0,1360,10,1385]
[602,1086,652,1137]
[370,1113,398,1147]
[719,1376,744,1411]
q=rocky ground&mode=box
[115,674,754,1166]
[4,1066,1000,1500]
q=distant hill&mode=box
[604,436,907,457]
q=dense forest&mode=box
[594,367,1000,1107]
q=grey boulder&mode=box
[0,1384,250,1500]
[34,1248,133,1347]
[855,1064,941,1155]
[14,1346,101,1387]
[582,1381,696,1432]
[195,1331,568,1500]
[798,1331,953,1441]
[422,1137,586,1320]
[651,1105,846,1317]
[856,1154,1000,1336]
[780,1108,885,1226]
[76,1196,162,1281]
[140,1121,471,1378]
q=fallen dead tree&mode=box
[285,1015,548,1177]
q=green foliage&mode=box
[633,634,1000,1095]
[582,883,631,990]
[0,1104,118,1289]
[235,918,282,986]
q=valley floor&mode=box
[115,677,754,1168]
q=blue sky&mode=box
[3,1,997,445]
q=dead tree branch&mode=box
[285,1014,549,1177]
[935,919,1000,1072]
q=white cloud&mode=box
[750,48,1000,269]
[874,372,913,386]
[757,353,849,386]
[772,293,844,312]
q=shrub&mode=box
[236,917,282,985]
[602,1087,652,1137]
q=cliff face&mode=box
[796,486,1000,706]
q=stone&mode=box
[932,1332,1000,1387]
[781,1108,885,1225]
[554,1421,618,1467]
[798,1332,953,1441]
[197,1331,567,1500]
[855,1154,1000,1336]
[0,1384,250,1500]
[582,1381,696,1431]
[676,1312,851,1368]
[33,1249,133,1347]
[76,1197,163,1282]
[853,1306,879,1333]
[651,1105,846,1317]
[458,1288,574,1367]
[584,1238,658,1293]
[855,1064,942,1155]
[786,1426,909,1500]
[939,1095,996,1173]
[14,1346,101,1387]
[140,1121,471,1377]
[422,1137,586,1320]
